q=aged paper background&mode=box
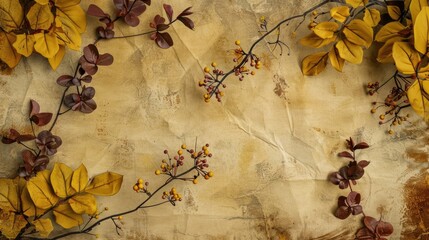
[1,0,428,239]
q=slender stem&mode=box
[48,86,70,132]
[108,30,156,40]
[18,143,38,155]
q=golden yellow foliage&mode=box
[377,37,404,63]
[53,203,84,229]
[0,32,21,68]
[343,19,373,48]
[69,193,97,214]
[346,0,368,8]
[330,6,350,23]
[364,9,381,27]
[0,211,27,239]
[392,42,420,74]
[375,22,407,42]
[335,39,363,64]
[407,80,429,120]
[414,6,429,54]
[313,22,339,39]
[51,163,76,198]
[27,170,60,210]
[387,5,401,20]
[301,52,329,76]
[0,0,23,31]
[27,3,54,30]
[49,45,66,70]
[33,218,54,237]
[299,32,336,48]
[71,164,89,192]
[329,46,345,72]
[13,34,35,57]
[0,178,20,211]
[410,0,427,24]
[85,172,124,196]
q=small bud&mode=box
[235,40,241,45]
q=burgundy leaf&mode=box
[347,163,365,180]
[82,87,96,100]
[157,24,169,31]
[347,191,361,205]
[36,130,62,156]
[142,0,151,5]
[163,4,173,22]
[30,99,40,117]
[80,99,97,113]
[97,53,114,66]
[34,155,49,167]
[97,27,115,39]
[356,227,375,239]
[363,216,378,233]
[178,7,193,17]
[376,221,394,236]
[351,204,363,215]
[178,16,194,30]
[83,44,99,63]
[338,151,353,159]
[354,142,370,150]
[114,0,127,13]
[129,1,146,16]
[150,15,165,28]
[81,75,93,83]
[155,32,173,49]
[1,129,20,144]
[87,4,108,17]
[338,180,349,189]
[334,206,351,219]
[346,137,354,151]
[16,134,36,143]
[56,75,74,87]
[30,112,53,126]
[124,13,140,27]
[337,196,347,207]
[358,160,370,168]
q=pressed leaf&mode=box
[330,6,350,23]
[55,0,81,9]
[377,37,404,63]
[410,0,427,24]
[338,151,353,159]
[336,39,363,64]
[358,160,370,168]
[334,206,351,219]
[407,80,429,119]
[21,185,44,217]
[363,8,381,27]
[53,203,83,229]
[0,178,19,211]
[33,218,53,237]
[313,22,339,39]
[69,193,97,214]
[387,5,401,20]
[329,46,345,72]
[0,32,21,68]
[71,164,88,192]
[30,99,40,117]
[0,0,24,31]
[375,22,407,42]
[301,52,329,76]
[55,25,81,51]
[354,142,369,150]
[51,163,75,198]
[30,112,53,126]
[27,170,59,209]
[163,4,173,22]
[299,32,336,48]
[392,42,420,74]
[178,16,194,30]
[0,212,27,239]
[56,4,86,33]
[27,3,54,30]
[49,45,66,70]
[346,0,368,8]
[414,7,429,54]
[34,32,60,58]
[85,172,123,196]
[376,221,394,236]
[155,32,174,49]
[13,34,35,57]
[343,19,373,48]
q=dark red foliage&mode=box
[35,130,62,156]
[114,0,149,26]
[356,216,393,240]
[334,191,363,219]
[29,100,53,127]
[64,86,97,113]
[1,129,35,144]
[19,150,49,179]
[79,44,113,75]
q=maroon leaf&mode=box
[363,216,378,233]
[351,204,363,215]
[87,4,108,17]
[97,53,114,66]
[178,16,194,30]
[347,191,361,205]
[376,221,394,236]
[356,227,375,239]
[30,99,40,117]
[124,13,140,27]
[163,4,173,22]
[129,1,146,16]
[334,206,351,219]
[36,130,62,156]
[142,0,151,5]
[2,129,20,144]
[178,7,193,17]
[155,32,173,49]
[16,134,36,143]
[358,160,370,168]
[97,27,115,39]
[157,24,169,31]
[337,196,347,207]
[30,112,53,126]
[81,75,93,83]
[57,75,75,87]
[338,151,353,159]
[354,142,370,150]
[346,137,354,151]
[150,15,166,28]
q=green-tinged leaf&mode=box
[34,31,60,58]
[407,80,429,120]
[85,172,123,196]
[0,211,27,239]
[27,3,54,30]
[33,218,53,237]
[410,0,427,24]
[343,19,373,48]
[346,0,368,8]
[0,0,23,31]
[392,41,420,74]
[53,203,83,229]
[0,31,21,68]
[313,22,339,39]
[27,170,59,209]
[49,45,65,70]
[387,5,401,20]
[375,22,407,42]
[330,6,350,23]
[414,6,429,54]
[69,193,97,214]
[299,32,336,48]
[377,37,405,63]
[336,39,363,64]
[71,164,88,192]
[13,34,35,57]
[0,178,19,211]
[364,8,381,27]
[301,52,329,76]
[51,162,75,198]
[329,46,345,72]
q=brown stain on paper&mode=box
[401,171,429,240]
[406,136,429,163]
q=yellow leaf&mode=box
[0,178,19,211]
[13,34,35,57]
[21,185,45,217]
[410,0,427,24]
[387,5,401,20]
[0,31,21,68]
[34,31,59,58]
[407,80,429,120]
[330,6,350,23]
[375,22,407,42]
[414,6,429,54]
[33,218,53,237]
[377,37,405,63]
[27,170,59,210]
[35,0,49,5]
[346,0,368,8]
[51,162,76,198]
[53,203,84,229]
[27,3,54,30]
[49,45,65,70]
[335,39,363,64]
[0,0,24,31]
[55,25,81,50]
[69,193,97,214]
[56,4,86,34]
[299,32,336,48]
[329,46,345,72]
[392,41,421,74]
[55,0,81,9]
[301,52,329,76]
[364,8,381,27]
[343,19,373,48]
[313,22,339,39]
[85,172,123,196]
[71,164,88,193]
[0,211,27,239]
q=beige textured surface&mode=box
[1,0,428,239]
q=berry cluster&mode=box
[132,178,149,193]
[162,187,182,204]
